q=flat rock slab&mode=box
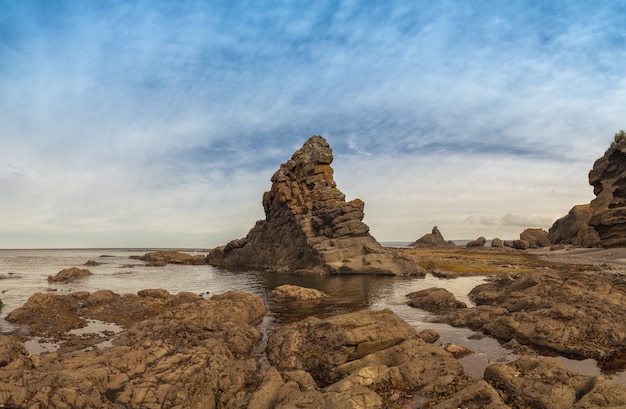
[445,271,626,361]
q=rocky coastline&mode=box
[5,133,626,407]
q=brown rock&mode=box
[270,285,328,301]
[445,271,626,360]
[406,287,467,311]
[512,239,530,250]
[47,267,92,283]
[139,250,207,265]
[466,236,487,247]
[549,131,626,248]
[207,136,422,275]
[485,356,626,408]
[0,291,267,409]
[266,308,474,407]
[520,227,551,247]
[491,238,503,247]
[409,226,456,247]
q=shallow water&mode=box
[1,248,625,385]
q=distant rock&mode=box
[409,226,456,247]
[139,250,206,265]
[512,239,530,250]
[47,267,92,283]
[84,260,100,266]
[549,131,626,248]
[466,236,486,247]
[519,228,551,248]
[207,136,421,275]
[491,238,503,247]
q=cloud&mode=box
[0,1,623,247]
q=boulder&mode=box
[485,356,626,408]
[511,239,530,250]
[269,284,328,301]
[466,236,486,248]
[491,238,503,248]
[409,226,456,247]
[549,204,595,245]
[444,271,626,360]
[47,267,92,283]
[519,228,551,248]
[207,136,421,275]
[406,287,467,312]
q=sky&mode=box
[1,0,625,248]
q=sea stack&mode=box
[207,136,419,275]
[549,131,626,247]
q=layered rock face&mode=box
[550,132,626,248]
[207,136,419,275]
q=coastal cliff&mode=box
[550,131,626,247]
[207,136,419,275]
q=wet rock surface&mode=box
[445,271,626,361]
[0,291,267,409]
[270,284,328,301]
[485,355,626,408]
[406,287,467,311]
[207,136,421,275]
[47,267,92,283]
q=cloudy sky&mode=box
[1,1,624,248]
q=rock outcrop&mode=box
[445,271,626,360]
[139,250,207,265]
[409,226,456,247]
[47,267,92,283]
[207,136,420,275]
[549,131,626,248]
[0,291,267,409]
[269,284,328,301]
[485,356,626,408]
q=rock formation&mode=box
[549,131,626,248]
[445,271,626,360]
[406,287,467,311]
[47,267,92,283]
[519,228,551,248]
[409,226,456,247]
[269,284,328,301]
[207,136,420,275]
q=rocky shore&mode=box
[3,260,626,408]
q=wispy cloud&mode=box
[0,1,623,247]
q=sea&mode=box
[0,247,624,384]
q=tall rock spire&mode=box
[207,136,420,275]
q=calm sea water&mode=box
[0,248,623,384]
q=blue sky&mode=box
[1,0,624,248]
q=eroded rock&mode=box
[207,136,421,275]
[406,287,467,312]
[47,267,92,283]
[270,284,328,301]
[520,228,551,248]
[466,237,487,248]
[139,250,207,265]
[445,271,626,360]
[0,292,267,409]
[485,356,626,408]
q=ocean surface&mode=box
[0,247,624,384]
